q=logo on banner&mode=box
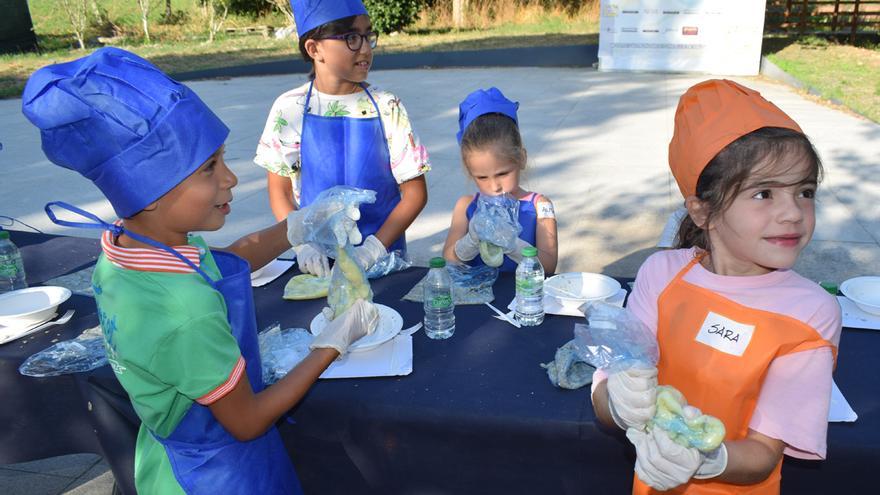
[602,4,619,17]
[682,26,699,36]
[622,27,638,33]
[695,312,755,356]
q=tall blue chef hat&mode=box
[21,47,229,218]
[290,0,368,37]
[457,87,520,144]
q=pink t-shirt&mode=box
[594,248,841,460]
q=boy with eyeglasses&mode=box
[254,0,431,277]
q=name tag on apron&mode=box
[695,311,755,356]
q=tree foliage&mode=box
[364,0,424,34]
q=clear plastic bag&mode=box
[366,250,412,279]
[259,323,313,385]
[540,339,596,389]
[326,244,373,321]
[19,325,107,377]
[403,262,498,305]
[303,186,377,259]
[571,301,659,373]
[471,193,521,252]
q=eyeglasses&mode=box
[321,31,379,51]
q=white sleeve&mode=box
[253,92,305,178]
[378,92,431,184]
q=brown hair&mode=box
[298,16,359,80]
[676,127,823,251]
[460,113,527,176]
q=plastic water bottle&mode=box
[0,230,27,293]
[423,257,455,339]
[515,246,544,326]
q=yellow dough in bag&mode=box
[649,385,726,452]
[326,245,373,320]
[283,274,330,300]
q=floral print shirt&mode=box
[254,81,431,205]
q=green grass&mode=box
[2,3,597,99]
[764,37,880,122]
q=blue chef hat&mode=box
[290,0,368,37]
[21,47,229,219]
[457,87,520,144]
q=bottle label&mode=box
[516,277,542,296]
[430,294,452,309]
[0,255,19,278]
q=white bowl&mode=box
[840,276,880,316]
[0,286,72,326]
[544,272,622,310]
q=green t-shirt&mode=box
[93,236,242,495]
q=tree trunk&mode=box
[453,0,468,29]
[165,0,172,19]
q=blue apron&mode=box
[465,193,539,273]
[299,81,405,254]
[46,202,302,495]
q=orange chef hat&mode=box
[668,79,803,198]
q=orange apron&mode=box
[633,255,836,495]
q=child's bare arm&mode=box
[591,379,619,430]
[209,348,338,441]
[714,431,784,484]
[442,195,475,263]
[372,175,427,248]
[223,221,290,272]
[267,171,295,222]
[534,197,558,274]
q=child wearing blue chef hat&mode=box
[254,0,431,277]
[442,87,559,273]
[21,47,380,494]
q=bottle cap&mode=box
[819,281,838,295]
[0,230,9,240]
[521,246,537,257]
[429,257,446,268]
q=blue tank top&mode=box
[465,192,539,272]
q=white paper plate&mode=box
[544,272,621,310]
[0,286,71,326]
[309,304,403,353]
[840,276,880,316]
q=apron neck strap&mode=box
[45,201,219,288]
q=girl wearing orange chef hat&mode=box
[592,79,842,494]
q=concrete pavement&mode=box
[2,67,878,281]
[0,66,878,494]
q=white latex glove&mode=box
[293,244,329,277]
[627,427,702,491]
[453,219,480,262]
[310,299,379,355]
[351,235,387,271]
[607,366,658,430]
[694,443,728,480]
[504,238,533,263]
[286,202,362,248]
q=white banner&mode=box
[598,0,767,75]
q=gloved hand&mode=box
[504,238,533,263]
[351,235,387,271]
[286,199,363,248]
[607,366,658,430]
[311,299,379,355]
[293,243,329,278]
[453,219,480,262]
[694,443,728,480]
[627,427,702,491]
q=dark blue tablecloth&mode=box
[2,231,878,494]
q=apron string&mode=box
[44,201,219,289]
